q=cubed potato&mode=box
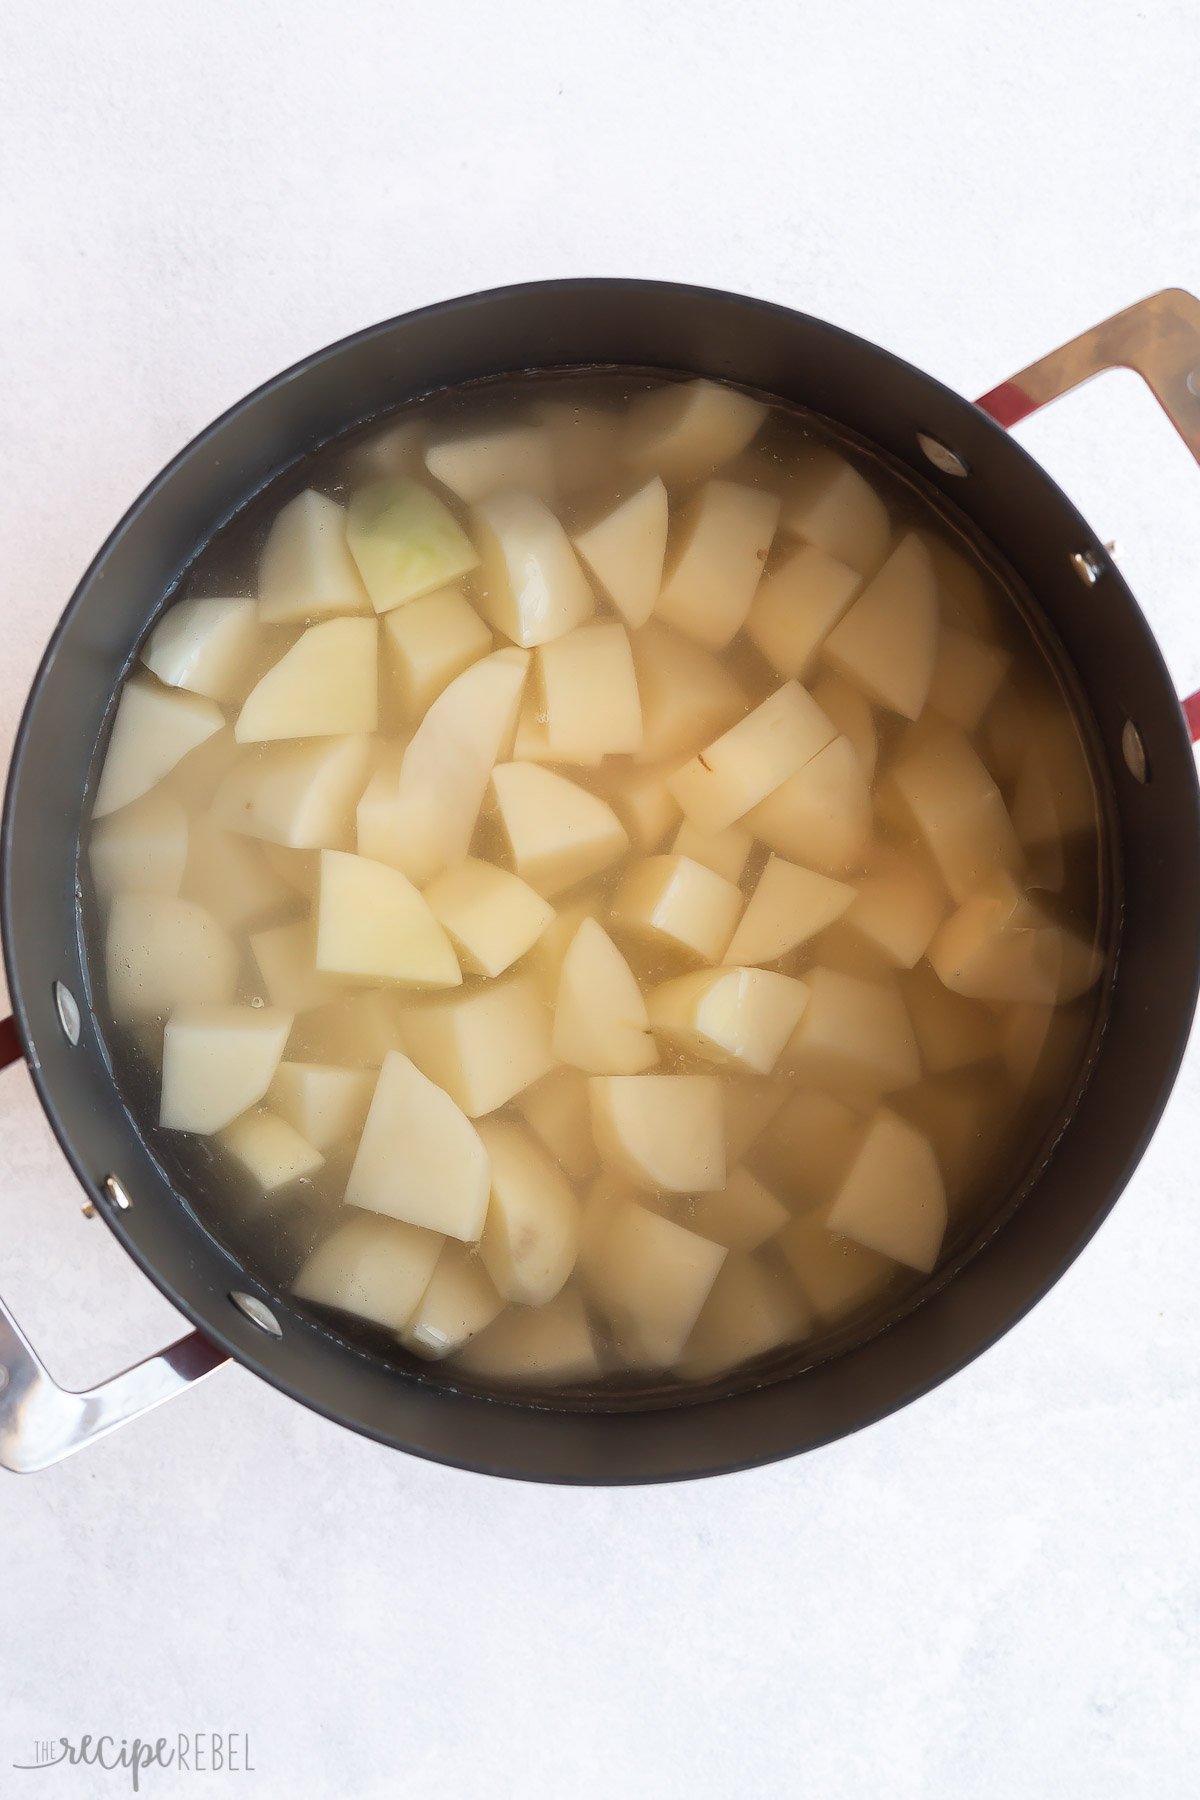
[537,621,642,759]
[292,989,406,1069]
[235,618,378,742]
[682,1166,790,1252]
[106,894,238,1022]
[219,1108,324,1193]
[607,764,681,853]
[268,1062,375,1152]
[726,854,855,964]
[677,1255,810,1379]
[624,378,766,485]
[825,1109,946,1272]
[778,1208,894,1325]
[293,1211,443,1332]
[589,1073,725,1193]
[669,818,753,884]
[893,1071,1010,1202]
[778,445,891,577]
[159,1005,293,1133]
[1010,712,1097,848]
[141,596,263,704]
[745,735,873,876]
[257,489,371,624]
[927,626,1012,731]
[183,817,296,934]
[400,973,555,1117]
[900,966,999,1073]
[586,1201,727,1367]
[576,1169,653,1289]
[476,1118,581,1305]
[630,623,746,766]
[842,845,949,969]
[514,1067,599,1182]
[648,968,810,1075]
[609,854,742,964]
[346,1050,490,1240]
[399,1242,503,1361]
[917,529,998,638]
[753,1088,866,1210]
[354,743,407,865]
[668,682,837,834]
[453,1287,600,1385]
[346,477,480,614]
[722,1079,789,1164]
[471,490,594,646]
[212,733,374,850]
[382,586,491,720]
[745,543,863,679]
[347,417,424,484]
[315,849,461,988]
[553,917,658,1075]
[823,534,939,720]
[572,477,668,628]
[810,672,877,782]
[93,674,224,819]
[251,919,343,1013]
[655,480,780,650]
[784,966,919,1096]
[258,842,318,898]
[423,856,554,979]
[425,425,555,504]
[527,888,606,999]
[89,789,189,905]
[883,722,1021,901]
[167,726,243,812]
[532,400,622,493]
[928,874,1102,1005]
[490,762,629,898]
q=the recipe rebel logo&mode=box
[13,1734,255,1790]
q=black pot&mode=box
[2,280,1198,1482]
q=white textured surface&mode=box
[2,4,1199,1795]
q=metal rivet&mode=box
[916,432,970,477]
[0,1365,9,1396]
[81,1201,96,1220]
[1122,720,1149,783]
[229,1291,283,1339]
[1071,549,1105,587]
[103,1174,132,1212]
[53,981,81,1045]
[1186,368,1200,399]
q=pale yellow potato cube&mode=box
[823,533,939,720]
[624,378,766,486]
[160,1005,293,1133]
[471,490,594,647]
[399,1242,502,1361]
[827,1109,947,1273]
[608,764,681,853]
[400,973,555,1117]
[683,1167,790,1252]
[589,1073,725,1193]
[668,682,836,834]
[576,1170,654,1290]
[219,1108,324,1193]
[490,762,629,898]
[211,733,374,850]
[511,689,602,766]
[895,1072,1010,1202]
[315,849,460,988]
[927,626,1012,731]
[745,543,863,678]
[453,1287,599,1385]
[754,1089,866,1211]
[655,479,780,650]
[648,968,809,1075]
[382,586,491,720]
[928,874,1101,1005]
[425,424,555,504]
[141,596,263,704]
[842,845,949,969]
[183,816,296,933]
[293,989,406,1069]
[745,735,873,876]
[527,889,607,999]
[258,490,370,623]
[354,744,407,866]
[347,1050,490,1240]
[268,1062,375,1152]
[250,919,343,1013]
[514,1067,599,1182]
[670,818,753,884]
[347,477,480,614]
[423,856,554,979]
[900,967,999,1073]
[294,1211,443,1332]
[106,894,238,1022]
[93,674,224,819]
[726,854,854,964]
[1000,1004,1083,1097]
[784,966,919,1096]
[476,1118,581,1305]
[1010,711,1097,847]
[537,620,642,760]
[553,917,658,1076]
[630,622,746,766]
[778,445,891,577]
[917,529,998,638]
[532,400,621,493]
[881,723,1020,901]
[235,618,378,742]
[572,476,668,628]
[778,1208,894,1325]
[722,1079,789,1164]
[678,1254,810,1379]
[89,789,188,905]
[609,854,742,964]
[347,417,424,484]
[259,842,318,897]
[167,726,243,811]
[810,671,877,782]
[586,1201,727,1367]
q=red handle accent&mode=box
[0,1016,22,1071]
[1184,691,1200,743]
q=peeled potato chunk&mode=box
[106,894,238,1022]
[810,672,877,782]
[258,490,371,624]
[624,378,766,486]
[346,1050,490,1240]
[93,674,224,819]
[823,533,939,720]
[160,1004,293,1133]
[236,618,378,742]
[347,477,480,614]
[609,853,742,965]
[212,734,374,850]
[587,1201,727,1367]
[141,596,263,704]
[826,1109,947,1273]
[894,1071,1010,1202]
[476,1118,581,1305]
[917,529,997,638]
[753,1088,865,1210]
[554,917,658,1076]
[727,854,854,964]
[528,888,605,999]
[607,764,681,853]
[900,966,999,1073]
[294,989,406,1069]
[683,1166,790,1252]
[90,789,189,905]
[168,726,242,811]
[648,968,810,1075]
[251,919,343,1013]
[745,735,872,876]
[630,623,746,765]
[678,1255,810,1379]
[778,445,891,576]
[349,418,424,484]
[400,973,554,1118]
[425,425,555,505]
[778,1208,893,1325]
[746,544,863,679]
[589,1073,725,1193]
[268,1062,375,1152]
[315,849,461,989]
[842,844,949,969]
[491,762,628,899]
[454,1287,599,1385]
[572,477,668,628]
[294,1210,443,1332]
[927,626,1012,731]
[399,1242,502,1360]
[219,1108,323,1193]
[1010,710,1098,848]
[655,480,780,650]
[669,682,836,834]
[722,1079,789,1164]
[183,817,295,934]
[382,586,491,720]
[537,620,642,759]
[423,856,553,979]
[513,1067,598,1182]
[785,966,919,1096]
[928,873,1101,1005]
[883,722,1020,902]
[471,489,594,647]
[670,818,753,885]
[534,400,621,493]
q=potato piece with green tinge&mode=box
[810,672,877,782]
[727,854,854,964]
[572,477,668,628]
[400,973,555,1118]
[212,734,374,850]
[778,446,891,578]
[423,857,554,979]
[219,1109,323,1193]
[745,735,872,876]
[268,1062,375,1152]
[630,623,746,766]
[258,490,371,623]
[882,722,1020,903]
[670,818,753,885]
[93,674,224,819]
[610,854,743,965]
[294,1211,443,1332]
[655,480,780,650]
[842,845,949,970]
[453,1287,600,1385]
[476,1119,581,1305]
[624,378,766,486]
[425,425,555,504]
[106,894,238,1022]
[587,1202,727,1367]
[491,762,628,899]
[347,1050,490,1240]
[823,534,939,720]
[347,478,480,614]
[678,1255,811,1379]
[827,1109,947,1272]
[236,618,378,742]
[683,1167,790,1253]
[746,544,863,679]
[553,918,657,1077]
[400,1242,502,1360]
[778,1208,894,1325]
[160,1005,293,1133]
[513,1068,598,1182]
[471,490,594,647]
[315,850,460,989]
[669,682,836,834]
[142,596,264,703]
[382,586,491,720]
[784,966,919,1096]
[589,1073,725,1194]
[648,968,810,1076]
[90,789,189,905]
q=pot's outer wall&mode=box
[4,280,1198,1483]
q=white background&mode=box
[2,4,1199,1796]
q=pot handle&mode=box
[0,1017,227,1474]
[976,286,1200,743]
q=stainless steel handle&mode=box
[0,1014,228,1473]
